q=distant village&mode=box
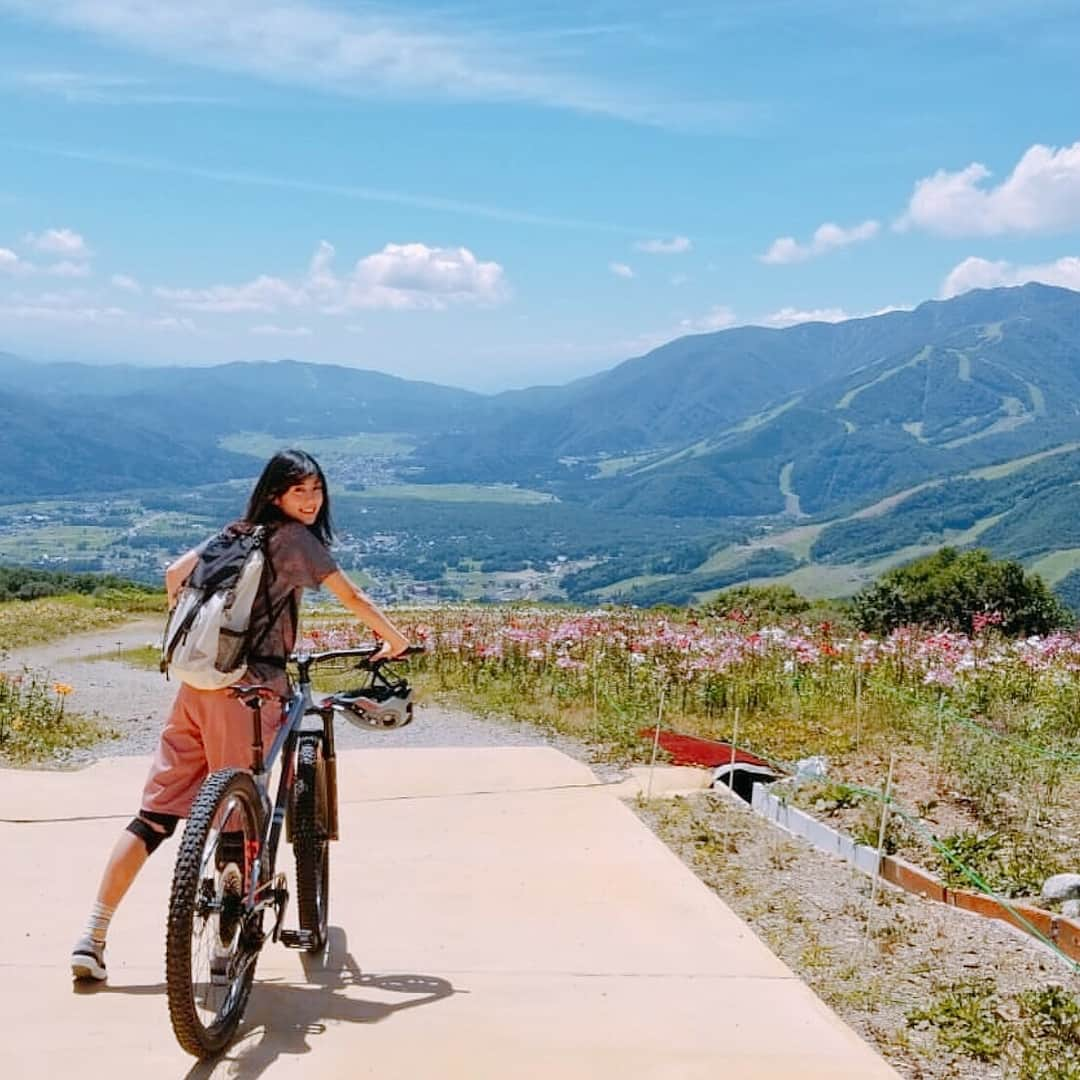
[0,496,579,605]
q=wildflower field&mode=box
[309,605,1080,902]
[0,671,108,763]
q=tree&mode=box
[703,584,811,621]
[853,547,1072,636]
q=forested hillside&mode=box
[8,283,1080,610]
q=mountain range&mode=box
[9,282,1080,604]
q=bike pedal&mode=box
[279,929,315,950]
[269,874,289,942]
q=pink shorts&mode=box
[140,683,285,818]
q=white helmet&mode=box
[325,682,414,730]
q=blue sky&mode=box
[1,1,1079,391]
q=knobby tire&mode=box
[166,768,264,1059]
[292,735,330,953]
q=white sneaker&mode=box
[71,936,107,981]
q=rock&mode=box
[1041,873,1080,902]
[1062,900,1080,920]
[794,755,829,781]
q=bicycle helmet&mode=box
[325,682,414,730]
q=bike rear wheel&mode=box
[166,768,264,1058]
[292,734,330,952]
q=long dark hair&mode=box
[244,449,333,545]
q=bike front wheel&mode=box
[292,734,330,953]
[166,768,265,1059]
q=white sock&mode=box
[84,901,115,946]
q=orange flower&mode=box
[52,682,74,697]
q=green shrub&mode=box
[0,566,159,605]
[854,547,1072,636]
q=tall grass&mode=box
[0,589,164,652]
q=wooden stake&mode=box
[646,686,666,799]
[721,706,741,855]
[932,692,945,788]
[727,707,740,789]
[592,653,598,723]
[854,666,863,753]
[864,752,895,953]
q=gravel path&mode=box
[3,618,612,771]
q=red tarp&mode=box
[638,728,778,771]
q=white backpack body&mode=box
[161,526,281,690]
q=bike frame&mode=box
[238,648,378,924]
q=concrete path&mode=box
[0,747,900,1078]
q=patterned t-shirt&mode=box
[244,521,337,693]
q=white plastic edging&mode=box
[747,781,881,876]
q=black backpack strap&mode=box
[246,589,295,661]
[244,525,299,666]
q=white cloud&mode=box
[31,145,652,234]
[608,261,634,279]
[679,305,737,332]
[111,273,142,292]
[48,260,91,278]
[250,324,313,337]
[306,240,336,297]
[0,302,130,324]
[151,314,198,332]
[763,306,853,327]
[155,240,507,315]
[156,275,305,313]
[941,255,1080,298]
[6,287,91,304]
[761,303,908,328]
[760,220,880,264]
[898,142,1080,236]
[0,1,754,133]
[635,235,691,255]
[24,227,92,258]
[10,69,228,105]
[0,288,200,331]
[0,247,23,273]
[349,242,507,310]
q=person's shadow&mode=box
[194,927,458,1078]
[75,926,457,1078]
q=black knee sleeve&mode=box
[127,810,179,854]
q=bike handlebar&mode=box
[289,644,426,669]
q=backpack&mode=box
[160,524,292,690]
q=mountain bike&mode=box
[164,644,422,1059]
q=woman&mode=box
[71,449,409,981]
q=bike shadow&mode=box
[183,926,458,1079]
